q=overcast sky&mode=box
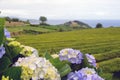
[0,0,120,20]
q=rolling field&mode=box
[7,26,55,32]
[16,27,120,80]
[6,25,75,33]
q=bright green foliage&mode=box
[59,64,71,77]
[45,52,71,77]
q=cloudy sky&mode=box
[0,0,120,20]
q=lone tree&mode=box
[5,17,11,23]
[39,16,47,25]
[96,23,103,28]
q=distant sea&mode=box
[47,20,120,28]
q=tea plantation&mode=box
[16,27,120,80]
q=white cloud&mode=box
[0,0,120,19]
[94,11,107,16]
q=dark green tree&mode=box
[96,23,103,28]
[5,17,11,23]
[39,16,47,24]
[12,18,19,22]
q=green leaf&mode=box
[82,54,94,68]
[0,56,12,73]
[9,46,22,59]
[4,44,12,61]
[2,67,22,80]
[4,43,22,60]
[44,52,53,60]
[44,52,71,77]
[96,67,103,75]
[59,64,71,77]
[49,58,69,69]
[0,18,5,46]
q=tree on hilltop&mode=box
[39,16,47,25]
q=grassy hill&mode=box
[16,27,120,80]
[5,21,91,34]
[63,20,91,28]
[6,25,56,33]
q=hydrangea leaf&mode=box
[49,58,71,77]
[2,67,21,80]
[96,67,103,75]
[0,56,12,73]
[49,57,69,69]
[82,54,94,68]
[44,52,53,60]
[0,18,5,46]
[5,44,22,59]
[59,64,71,77]
[45,52,71,77]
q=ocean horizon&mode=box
[46,19,120,28]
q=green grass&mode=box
[99,58,120,73]
[16,27,120,53]
[6,25,89,34]
[6,25,55,32]
[16,27,120,79]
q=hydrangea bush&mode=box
[67,67,104,80]
[0,18,104,80]
[14,55,61,80]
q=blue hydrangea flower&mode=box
[67,67,104,80]
[4,28,11,38]
[0,44,5,58]
[92,74,104,80]
[67,72,80,80]
[59,48,83,64]
[85,54,96,67]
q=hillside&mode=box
[5,20,92,35]
[5,21,26,27]
[16,27,120,80]
[63,20,91,28]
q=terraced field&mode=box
[7,26,55,32]
[16,27,120,80]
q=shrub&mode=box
[96,23,103,28]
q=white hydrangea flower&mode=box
[14,56,61,80]
[20,45,38,57]
[51,54,59,58]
